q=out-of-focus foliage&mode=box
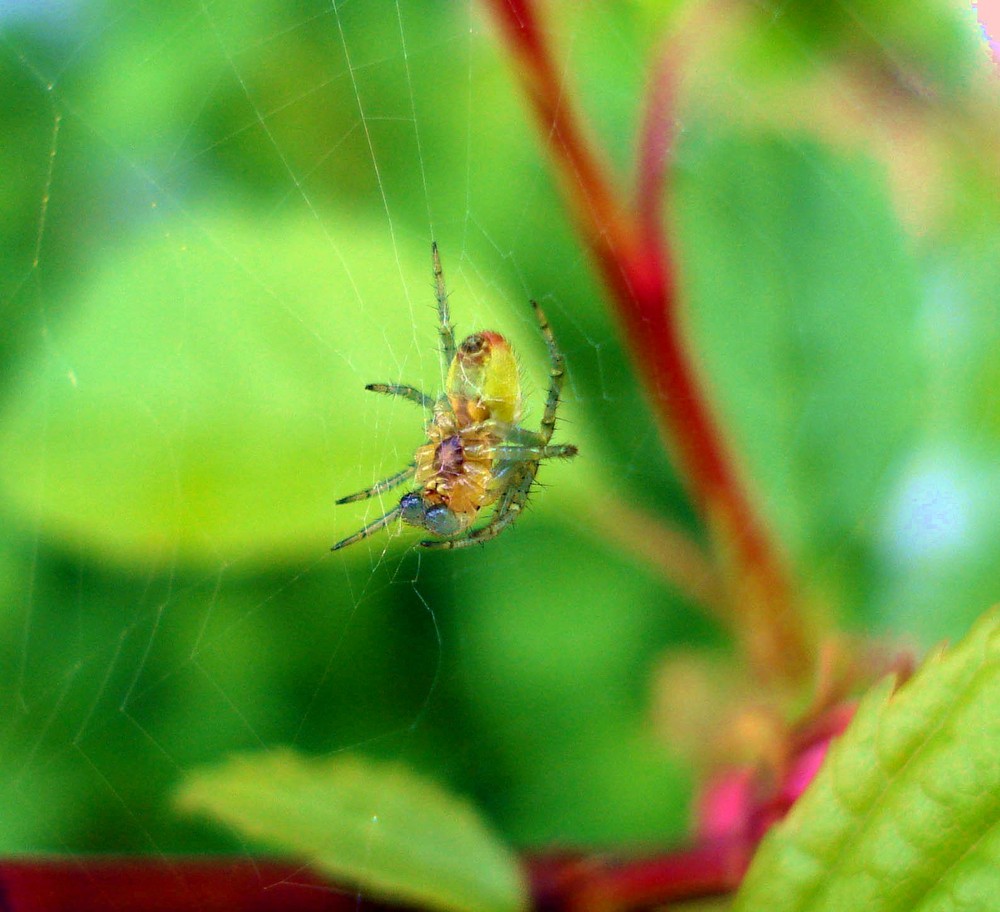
[0,0,997,861]
[178,751,529,912]
[676,131,922,610]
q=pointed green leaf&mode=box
[734,607,1000,912]
[176,750,528,912]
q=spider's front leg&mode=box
[335,465,415,505]
[331,503,404,551]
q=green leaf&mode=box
[176,749,528,912]
[453,523,694,846]
[734,607,1000,912]
[675,129,923,593]
[0,207,595,566]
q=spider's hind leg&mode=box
[432,242,457,372]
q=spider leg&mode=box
[432,242,457,372]
[531,301,567,445]
[495,443,578,461]
[331,503,405,551]
[336,465,415,504]
[365,383,435,410]
[419,502,516,550]
[420,463,536,550]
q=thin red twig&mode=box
[634,43,678,244]
[528,839,750,912]
[486,0,814,686]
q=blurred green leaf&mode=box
[754,0,984,93]
[875,227,1000,641]
[0,209,413,563]
[734,606,1000,912]
[453,523,696,846]
[675,129,923,597]
[177,749,528,912]
[0,207,598,566]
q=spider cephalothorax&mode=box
[332,244,578,551]
[447,330,519,424]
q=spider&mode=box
[332,243,578,551]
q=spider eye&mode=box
[399,493,426,526]
[459,333,486,356]
[424,504,462,537]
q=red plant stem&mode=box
[487,0,812,685]
[528,839,751,912]
[635,44,678,243]
[0,850,748,912]
[0,858,381,912]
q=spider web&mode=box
[0,0,997,896]
[0,0,681,871]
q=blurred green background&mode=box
[0,0,998,855]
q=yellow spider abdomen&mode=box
[446,331,521,425]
